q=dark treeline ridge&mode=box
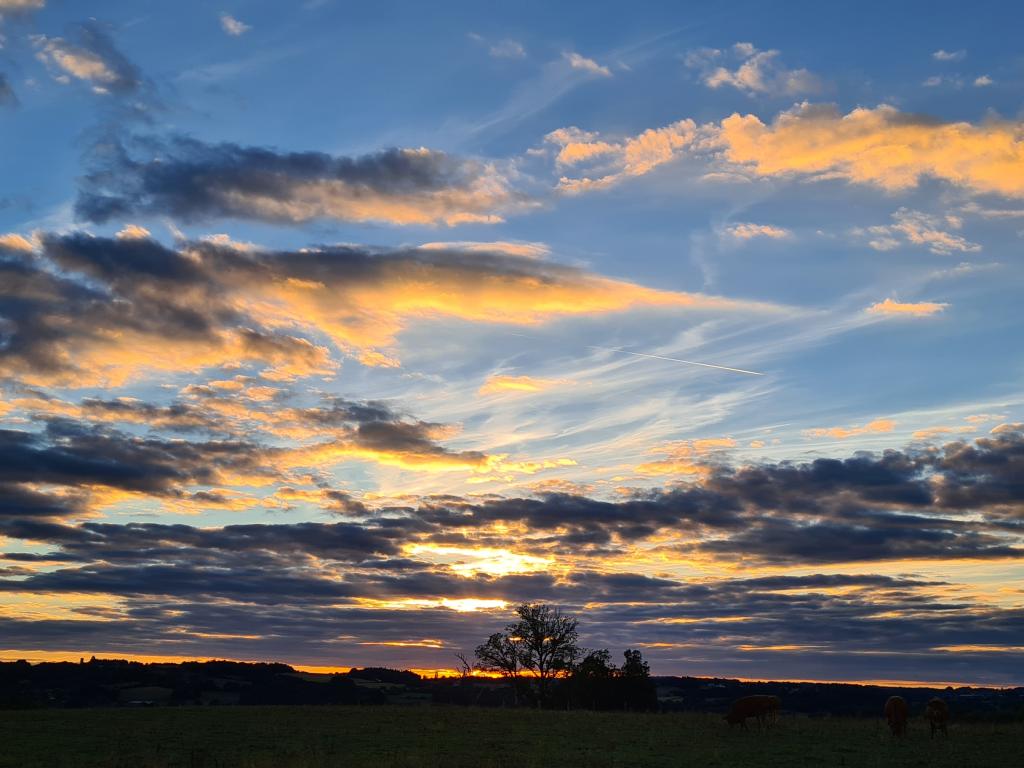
[2,658,1022,720]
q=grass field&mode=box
[1,706,1021,768]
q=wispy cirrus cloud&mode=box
[489,39,525,59]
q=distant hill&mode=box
[2,658,1021,720]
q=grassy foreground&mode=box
[0,706,1021,768]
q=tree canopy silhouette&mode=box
[475,602,582,707]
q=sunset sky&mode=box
[1,0,1023,686]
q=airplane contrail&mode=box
[585,345,765,376]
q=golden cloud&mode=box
[719,103,1024,196]
[866,298,947,317]
[478,374,571,396]
[804,418,896,440]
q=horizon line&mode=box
[1,652,1018,691]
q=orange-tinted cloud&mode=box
[866,298,947,317]
[553,104,1024,200]
[718,103,1024,197]
[725,222,791,240]
[0,233,779,388]
[804,418,895,439]
[547,120,699,192]
[635,438,736,477]
[478,374,571,396]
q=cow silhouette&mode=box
[884,695,909,737]
[925,697,949,738]
[725,694,781,730]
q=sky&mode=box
[0,0,1022,686]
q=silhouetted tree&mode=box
[454,652,474,680]
[475,631,524,705]
[475,602,583,708]
[511,602,582,708]
[619,648,658,711]
[621,649,650,678]
[570,649,618,709]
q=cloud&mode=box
[634,438,735,477]
[974,75,993,87]
[912,425,974,441]
[686,43,822,96]
[478,375,570,396]
[0,391,577,507]
[550,103,1024,200]
[417,240,550,259]
[0,233,336,386]
[932,49,966,61]
[468,33,525,60]
[114,224,151,240]
[717,103,1024,197]
[0,0,44,9]
[0,233,35,251]
[856,208,981,255]
[546,120,699,193]
[804,418,895,440]
[1,232,769,386]
[489,39,525,59]
[2,430,1024,676]
[219,13,251,36]
[562,52,611,77]
[724,222,791,240]
[0,73,15,107]
[77,135,527,226]
[0,420,274,521]
[866,298,947,317]
[32,22,140,94]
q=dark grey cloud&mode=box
[393,433,1024,562]
[76,134,522,226]
[0,233,329,384]
[0,73,16,106]
[0,420,276,523]
[2,231,669,386]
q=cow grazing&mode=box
[725,694,781,730]
[925,697,949,738]
[884,695,909,737]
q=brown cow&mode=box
[725,694,781,730]
[925,697,949,738]
[884,695,909,737]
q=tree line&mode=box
[464,602,657,710]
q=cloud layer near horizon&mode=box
[1,427,1022,681]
